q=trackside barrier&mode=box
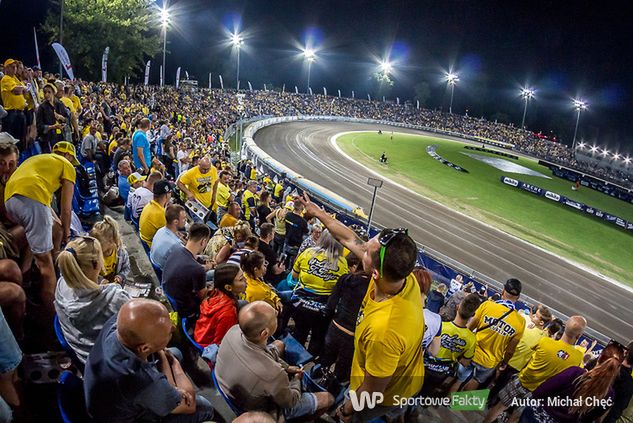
[241,115,611,347]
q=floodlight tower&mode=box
[520,88,535,129]
[379,60,393,76]
[304,49,316,93]
[232,33,244,90]
[446,72,459,114]
[160,2,170,86]
[572,98,588,150]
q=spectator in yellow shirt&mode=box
[139,180,172,247]
[242,251,282,312]
[1,59,27,143]
[211,170,233,222]
[177,156,217,209]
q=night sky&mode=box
[2,0,632,153]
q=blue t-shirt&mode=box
[83,316,181,423]
[118,174,131,202]
[150,227,183,269]
[132,130,151,169]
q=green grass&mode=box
[337,132,633,286]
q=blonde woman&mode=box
[54,236,131,363]
[90,216,131,283]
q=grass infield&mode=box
[337,131,633,286]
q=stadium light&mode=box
[625,156,631,164]
[446,72,459,114]
[159,2,171,87]
[601,149,609,157]
[520,87,535,129]
[303,48,317,94]
[613,153,621,160]
[578,141,586,149]
[231,32,244,90]
[590,145,598,153]
[379,60,393,75]
[572,98,588,150]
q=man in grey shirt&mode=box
[80,125,100,162]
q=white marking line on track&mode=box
[331,130,633,295]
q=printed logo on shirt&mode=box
[556,350,570,360]
[482,315,517,337]
[440,334,467,353]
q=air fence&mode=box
[238,115,612,348]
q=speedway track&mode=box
[254,120,632,342]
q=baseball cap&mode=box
[0,132,19,145]
[52,141,80,165]
[504,278,522,296]
[153,180,173,195]
[284,201,295,210]
[127,172,146,185]
[3,59,17,67]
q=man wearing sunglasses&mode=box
[297,193,424,422]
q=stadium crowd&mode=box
[1,56,633,423]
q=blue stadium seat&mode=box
[181,317,203,353]
[57,371,93,423]
[277,333,313,366]
[54,315,85,373]
[212,369,242,417]
[161,282,178,311]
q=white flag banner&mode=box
[397,97,400,105]
[368,94,372,101]
[52,42,74,80]
[159,65,163,87]
[282,84,285,94]
[208,73,212,89]
[248,81,253,92]
[308,87,313,95]
[338,89,341,98]
[351,90,355,98]
[294,86,298,94]
[219,75,224,89]
[382,96,385,102]
[144,60,151,86]
[33,28,41,68]
[323,87,327,96]
[101,47,110,82]
[417,100,420,109]
[175,66,181,88]
[263,84,267,91]
[185,70,189,79]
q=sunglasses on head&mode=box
[378,228,408,278]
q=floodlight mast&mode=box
[232,33,244,90]
[446,72,459,114]
[520,88,535,129]
[572,99,588,150]
[160,1,170,86]
[304,49,316,94]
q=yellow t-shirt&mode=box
[214,182,231,210]
[250,168,257,180]
[108,140,118,156]
[242,190,257,220]
[139,200,166,247]
[0,75,26,110]
[244,274,280,309]
[102,248,117,277]
[179,166,217,208]
[61,96,76,114]
[350,273,424,406]
[518,337,583,391]
[219,213,238,228]
[434,321,476,363]
[70,94,82,113]
[293,248,349,296]
[274,183,284,198]
[4,154,76,206]
[508,322,546,371]
[472,301,525,368]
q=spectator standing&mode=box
[426,283,447,314]
[163,224,211,319]
[132,118,151,174]
[297,222,323,256]
[193,264,246,348]
[458,278,525,391]
[211,170,233,223]
[0,59,27,145]
[80,125,100,163]
[112,138,131,171]
[139,180,172,247]
[177,156,217,209]
[291,230,349,355]
[54,236,130,363]
[448,274,464,297]
[268,203,288,255]
[117,160,133,203]
[35,82,65,152]
[298,193,424,423]
[256,191,273,225]
[283,202,308,267]
[4,143,78,324]
[241,180,258,230]
[257,223,286,284]
[84,299,214,423]
[215,301,333,420]
[149,204,186,270]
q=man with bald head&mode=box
[177,156,217,209]
[215,301,333,420]
[83,299,214,423]
[483,315,587,423]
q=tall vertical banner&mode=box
[282,84,285,94]
[397,97,400,105]
[417,100,420,109]
[33,28,41,68]
[352,90,355,98]
[263,84,267,91]
[338,89,341,98]
[294,86,298,94]
[144,60,151,86]
[308,87,313,95]
[175,66,181,88]
[323,87,327,96]
[185,70,189,79]
[248,81,253,92]
[208,73,212,89]
[159,65,163,87]
[101,47,110,82]
[52,42,74,80]
[382,96,385,102]
[368,94,372,101]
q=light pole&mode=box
[59,0,64,76]
[572,98,588,150]
[304,49,316,94]
[160,3,170,87]
[366,177,384,234]
[446,72,459,114]
[231,33,244,91]
[520,87,535,129]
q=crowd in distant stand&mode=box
[1,56,633,423]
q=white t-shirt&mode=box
[177,150,189,174]
[449,277,463,296]
[127,186,153,219]
[423,309,442,349]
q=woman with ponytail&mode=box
[90,215,131,284]
[54,236,131,363]
[520,345,621,423]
